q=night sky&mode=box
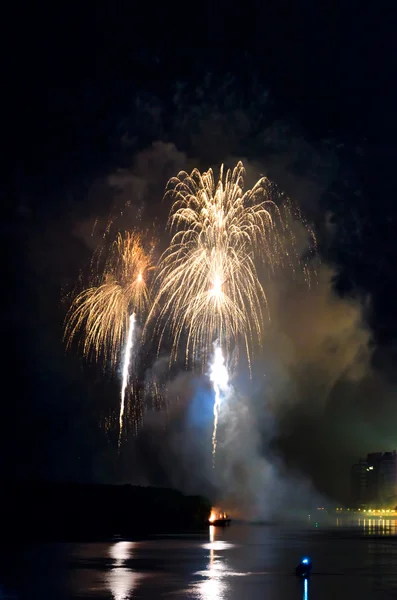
[7,2,397,508]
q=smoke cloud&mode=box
[133,264,370,520]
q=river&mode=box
[0,520,396,598]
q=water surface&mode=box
[1,521,397,598]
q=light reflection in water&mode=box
[195,526,228,599]
[110,541,134,566]
[338,517,397,536]
[303,577,309,600]
[361,519,397,536]
[210,524,215,564]
[108,541,142,600]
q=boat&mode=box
[209,517,231,527]
[208,510,231,527]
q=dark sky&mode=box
[6,1,397,505]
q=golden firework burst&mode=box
[149,161,314,368]
[64,231,152,368]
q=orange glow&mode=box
[209,508,229,523]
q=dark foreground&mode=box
[1,521,397,599]
[2,483,210,538]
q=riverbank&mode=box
[2,482,211,540]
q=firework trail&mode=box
[119,313,135,444]
[150,161,315,461]
[64,232,152,440]
[209,344,229,462]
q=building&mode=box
[351,459,368,506]
[376,451,397,505]
[351,451,397,507]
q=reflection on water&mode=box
[1,523,397,599]
[108,541,143,600]
[336,517,397,535]
[361,519,397,535]
[109,541,134,566]
[108,568,137,600]
[192,525,262,598]
[196,525,228,599]
[303,577,309,600]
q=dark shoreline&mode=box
[2,482,211,541]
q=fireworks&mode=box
[64,231,152,439]
[65,232,151,365]
[209,344,229,461]
[119,313,136,442]
[149,161,315,461]
[64,160,316,459]
[150,161,308,368]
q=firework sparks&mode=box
[150,160,310,368]
[119,313,135,444]
[209,344,229,462]
[64,231,152,439]
[150,161,315,460]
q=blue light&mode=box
[303,577,308,600]
[302,558,309,564]
[188,380,214,426]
